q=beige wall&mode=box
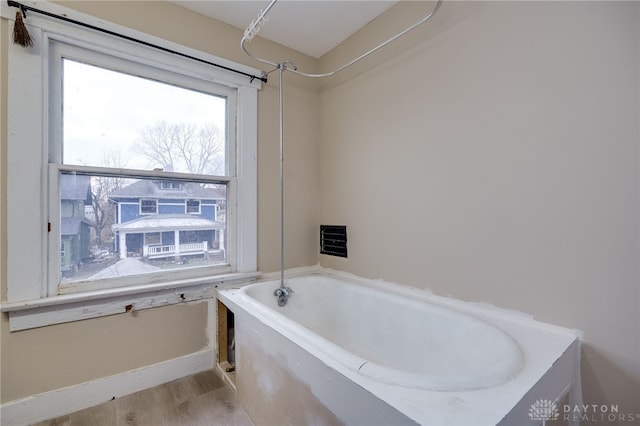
[1,1,319,403]
[1,302,208,402]
[319,0,640,413]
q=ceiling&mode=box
[173,1,397,58]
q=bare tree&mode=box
[135,121,225,175]
[90,149,127,247]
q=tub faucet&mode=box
[274,286,292,307]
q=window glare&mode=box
[62,59,227,175]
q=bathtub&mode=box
[218,270,581,425]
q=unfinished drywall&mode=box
[233,308,413,426]
[236,319,344,426]
[319,0,640,414]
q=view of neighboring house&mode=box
[109,180,226,261]
[60,174,93,273]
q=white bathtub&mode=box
[242,275,523,391]
[219,270,581,425]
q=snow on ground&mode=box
[89,257,161,279]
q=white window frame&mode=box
[186,199,201,215]
[1,2,261,330]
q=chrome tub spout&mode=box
[274,286,292,307]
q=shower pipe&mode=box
[241,0,443,295]
[241,0,443,78]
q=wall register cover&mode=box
[320,225,347,258]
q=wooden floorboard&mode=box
[31,370,254,426]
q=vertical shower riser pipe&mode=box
[279,64,285,289]
[277,61,297,290]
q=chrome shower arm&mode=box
[240,0,443,79]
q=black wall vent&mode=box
[320,225,347,258]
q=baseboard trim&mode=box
[1,349,215,426]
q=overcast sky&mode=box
[63,59,227,172]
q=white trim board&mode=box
[3,272,261,331]
[0,349,215,426]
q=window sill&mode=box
[1,272,261,331]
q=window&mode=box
[140,199,158,215]
[144,233,161,245]
[161,182,182,190]
[50,45,238,292]
[4,3,259,324]
[186,200,201,214]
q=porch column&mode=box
[119,232,127,259]
[174,230,181,257]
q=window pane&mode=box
[62,59,227,175]
[60,173,228,283]
[186,200,201,214]
[140,199,158,215]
